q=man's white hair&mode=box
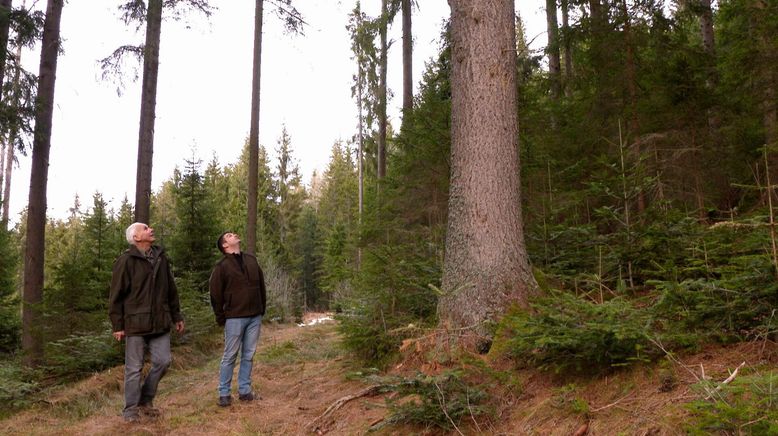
[125,222,146,245]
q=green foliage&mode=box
[0,361,37,415]
[375,370,491,432]
[0,225,20,353]
[168,156,220,293]
[43,328,122,379]
[496,292,653,372]
[686,371,778,435]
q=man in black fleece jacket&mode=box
[209,231,267,407]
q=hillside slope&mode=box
[1,316,772,435]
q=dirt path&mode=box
[2,317,388,436]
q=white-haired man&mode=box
[109,222,185,422]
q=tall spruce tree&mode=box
[22,0,63,367]
[440,0,535,339]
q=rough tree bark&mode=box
[22,0,64,368]
[134,0,162,224]
[2,30,23,225]
[561,0,573,96]
[546,0,561,101]
[377,0,388,180]
[401,0,412,123]
[247,0,264,255]
[440,0,535,338]
[0,0,12,105]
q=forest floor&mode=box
[1,313,774,435]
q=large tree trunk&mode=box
[698,0,715,58]
[377,0,388,180]
[0,0,12,105]
[440,0,535,338]
[2,36,22,225]
[22,0,63,368]
[134,0,162,224]
[247,0,263,255]
[401,0,412,124]
[545,0,561,101]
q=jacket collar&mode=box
[127,245,164,258]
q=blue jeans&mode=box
[124,332,171,418]
[218,315,262,397]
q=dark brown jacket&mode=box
[109,245,184,336]
[209,252,267,326]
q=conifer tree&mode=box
[440,0,535,339]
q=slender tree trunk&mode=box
[401,0,412,125]
[3,23,24,225]
[440,0,535,337]
[0,0,12,105]
[545,0,561,101]
[23,0,64,368]
[357,75,364,269]
[247,0,264,255]
[134,0,162,224]
[696,0,719,130]
[561,0,573,97]
[377,0,388,180]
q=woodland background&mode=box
[1,0,778,433]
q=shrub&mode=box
[686,371,778,435]
[495,292,654,372]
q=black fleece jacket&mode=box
[209,252,267,325]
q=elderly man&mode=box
[109,222,185,422]
[209,231,267,407]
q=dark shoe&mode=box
[218,395,232,407]
[123,413,141,423]
[238,391,257,402]
[139,404,161,418]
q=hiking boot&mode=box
[139,404,161,418]
[238,391,257,402]
[218,395,232,407]
[123,413,141,423]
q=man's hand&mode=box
[175,320,185,334]
[113,330,125,341]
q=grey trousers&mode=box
[123,332,171,418]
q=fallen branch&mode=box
[704,361,746,400]
[307,385,383,432]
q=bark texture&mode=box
[440,0,535,334]
[134,0,162,223]
[0,0,12,105]
[561,0,573,96]
[2,37,22,224]
[377,0,388,179]
[401,0,412,120]
[247,0,264,255]
[23,0,63,367]
[545,0,561,100]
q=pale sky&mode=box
[6,0,546,225]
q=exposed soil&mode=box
[2,314,775,435]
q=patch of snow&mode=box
[297,315,334,327]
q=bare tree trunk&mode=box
[247,0,264,255]
[561,0,573,96]
[440,0,536,338]
[0,0,12,105]
[377,0,388,180]
[23,0,63,368]
[698,0,715,58]
[545,0,561,101]
[357,75,364,269]
[134,0,162,224]
[3,20,24,225]
[401,0,412,125]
